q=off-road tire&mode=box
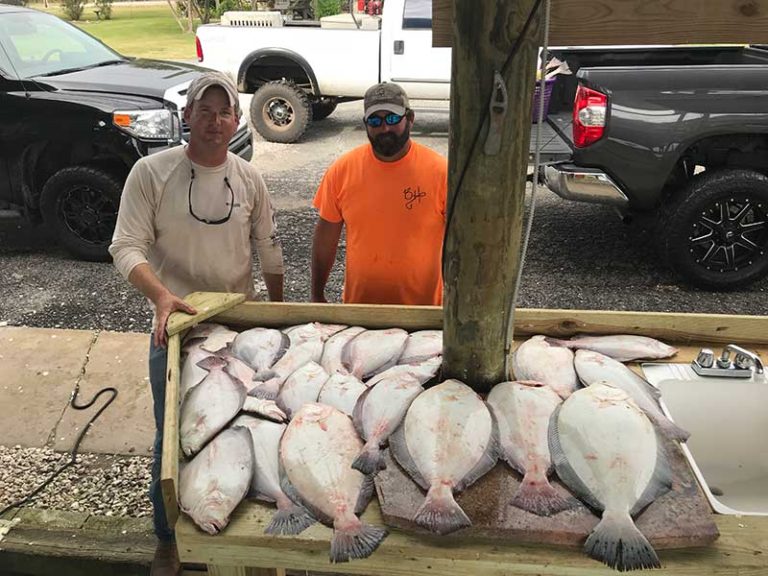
[251,80,312,143]
[40,166,122,262]
[311,98,338,121]
[657,168,768,290]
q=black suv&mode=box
[0,5,252,260]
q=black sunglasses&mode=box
[188,168,234,225]
[364,112,405,128]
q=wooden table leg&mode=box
[206,566,286,576]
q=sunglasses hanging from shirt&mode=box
[365,112,405,128]
[188,167,234,225]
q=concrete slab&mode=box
[53,331,153,456]
[0,327,94,448]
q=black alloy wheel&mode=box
[658,168,768,290]
[40,166,122,261]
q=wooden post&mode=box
[442,0,543,391]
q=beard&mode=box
[368,124,411,157]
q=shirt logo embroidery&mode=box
[403,186,426,210]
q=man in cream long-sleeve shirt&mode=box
[109,71,283,576]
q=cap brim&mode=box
[194,83,238,108]
[364,103,406,120]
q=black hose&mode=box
[0,382,118,517]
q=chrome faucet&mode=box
[692,344,764,378]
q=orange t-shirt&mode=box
[313,141,447,305]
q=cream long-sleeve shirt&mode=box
[109,146,284,304]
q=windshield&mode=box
[0,10,123,78]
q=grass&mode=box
[31,3,201,60]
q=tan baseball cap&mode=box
[364,82,410,120]
[186,70,241,116]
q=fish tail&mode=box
[264,504,316,535]
[657,417,690,442]
[248,381,279,400]
[351,441,386,475]
[584,511,661,572]
[510,474,577,517]
[413,483,471,535]
[329,518,388,563]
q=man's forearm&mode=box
[128,263,171,305]
[263,272,284,302]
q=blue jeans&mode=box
[149,340,173,542]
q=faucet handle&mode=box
[722,344,764,375]
[695,348,715,369]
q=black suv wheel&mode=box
[251,80,312,143]
[658,168,768,289]
[40,166,122,262]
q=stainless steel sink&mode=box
[642,362,768,516]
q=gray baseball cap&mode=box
[363,82,410,120]
[186,71,241,116]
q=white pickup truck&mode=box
[195,0,450,142]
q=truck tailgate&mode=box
[530,113,572,163]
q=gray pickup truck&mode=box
[541,45,768,290]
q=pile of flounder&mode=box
[178,322,684,571]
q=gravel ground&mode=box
[0,446,152,518]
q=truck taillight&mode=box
[573,85,607,148]
[195,36,204,62]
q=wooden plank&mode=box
[161,333,181,531]
[175,503,768,575]
[167,292,246,337]
[212,301,768,345]
[213,302,442,331]
[433,0,768,48]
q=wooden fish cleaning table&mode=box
[163,294,768,576]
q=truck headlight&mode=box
[112,109,180,141]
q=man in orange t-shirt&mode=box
[311,82,447,305]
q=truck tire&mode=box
[657,168,768,290]
[311,98,338,121]
[40,166,122,262]
[251,80,312,143]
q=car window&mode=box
[0,40,16,78]
[0,11,121,78]
[403,0,432,30]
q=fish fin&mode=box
[510,474,578,517]
[241,397,287,423]
[275,395,292,420]
[351,385,374,438]
[413,484,471,535]
[650,411,690,443]
[329,521,388,563]
[354,473,377,515]
[273,333,291,366]
[630,435,674,517]
[253,369,277,382]
[584,511,661,571]
[548,405,604,513]
[278,460,335,526]
[351,440,386,476]
[340,334,358,376]
[195,355,228,371]
[389,424,430,491]
[265,504,316,535]
[247,381,279,401]
[363,338,409,380]
[501,454,526,477]
[455,404,499,492]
